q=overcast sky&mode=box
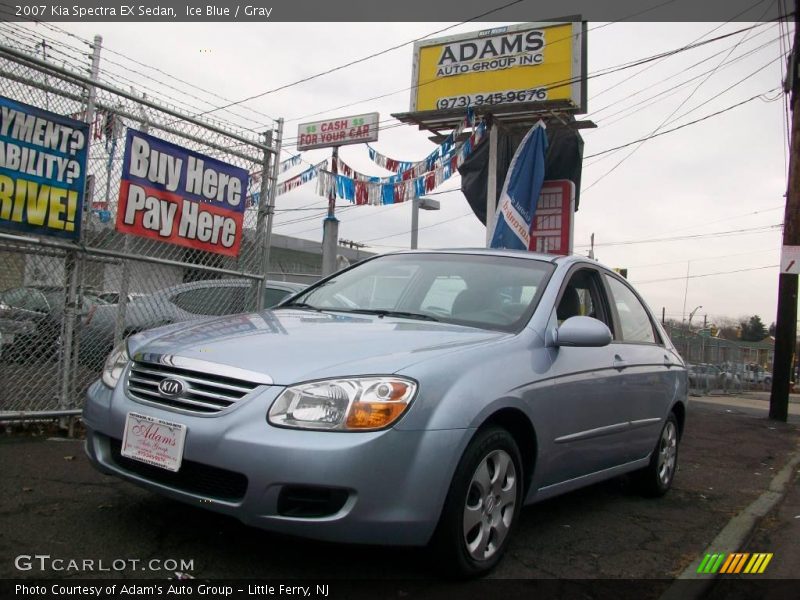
[5,16,792,327]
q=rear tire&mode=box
[429,427,523,578]
[634,412,680,497]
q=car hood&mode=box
[128,308,510,384]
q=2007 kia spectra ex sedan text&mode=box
[83,250,687,577]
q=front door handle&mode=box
[613,354,628,370]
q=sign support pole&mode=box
[322,146,339,276]
[485,117,498,247]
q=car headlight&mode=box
[101,342,130,388]
[268,377,417,431]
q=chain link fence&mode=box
[665,325,777,396]
[0,40,283,418]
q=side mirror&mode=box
[552,316,612,348]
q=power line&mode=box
[1,21,273,142]
[287,27,781,182]
[632,264,779,284]
[284,20,777,128]
[30,20,278,125]
[358,212,476,244]
[659,55,783,128]
[583,4,779,192]
[640,205,784,239]
[590,32,782,128]
[277,201,410,236]
[574,224,782,249]
[191,0,527,118]
[587,0,776,110]
[625,247,777,269]
[584,88,781,159]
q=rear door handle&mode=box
[664,354,674,368]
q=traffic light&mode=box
[613,268,628,279]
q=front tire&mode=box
[429,427,523,578]
[635,412,680,497]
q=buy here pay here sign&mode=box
[116,130,249,257]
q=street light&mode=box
[688,305,703,326]
[411,196,440,249]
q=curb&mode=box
[659,442,800,600]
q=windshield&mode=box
[285,253,554,332]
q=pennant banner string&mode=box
[316,119,487,207]
[247,159,327,207]
[366,108,475,175]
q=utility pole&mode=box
[771,4,800,422]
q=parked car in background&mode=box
[79,279,305,366]
[0,286,108,362]
[740,363,773,386]
[0,318,36,360]
[687,363,740,391]
[84,250,687,577]
[96,292,147,305]
[687,364,717,389]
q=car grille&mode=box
[126,359,259,414]
[109,437,248,501]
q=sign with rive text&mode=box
[116,130,248,257]
[0,96,89,240]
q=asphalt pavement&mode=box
[0,395,798,598]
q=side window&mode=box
[604,276,657,344]
[556,269,611,329]
[420,276,467,314]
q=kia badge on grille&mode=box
[158,378,185,397]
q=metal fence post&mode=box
[113,94,148,349]
[58,35,102,423]
[256,118,283,310]
[255,131,273,311]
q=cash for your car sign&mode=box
[0,96,89,240]
[297,112,379,151]
[116,129,248,257]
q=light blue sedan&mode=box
[83,250,687,577]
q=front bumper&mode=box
[83,379,466,546]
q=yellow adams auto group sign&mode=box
[410,21,587,114]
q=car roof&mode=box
[376,248,608,270]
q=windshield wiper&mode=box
[280,302,324,312]
[343,309,440,322]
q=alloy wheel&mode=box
[657,420,678,486]
[462,449,517,561]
